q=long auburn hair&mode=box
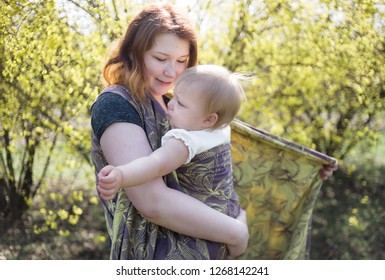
[102,3,198,101]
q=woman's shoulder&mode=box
[91,91,143,141]
[100,85,133,101]
[92,91,130,113]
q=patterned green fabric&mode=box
[230,120,336,259]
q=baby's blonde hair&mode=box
[174,65,246,129]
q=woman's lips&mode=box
[156,78,172,86]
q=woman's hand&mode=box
[226,208,249,259]
[320,161,339,181]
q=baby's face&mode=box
[167,87,208,131]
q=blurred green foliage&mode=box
[1,0,384,259]
[311,134,385,259]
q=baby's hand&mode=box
[97,165,122,201]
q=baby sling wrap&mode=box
[231,120,336,259]
[91,85,239,259]
[91,85,337,259]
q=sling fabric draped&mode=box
[230,120,336,259]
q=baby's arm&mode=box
[98,138,188,200]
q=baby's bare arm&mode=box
[117,137,188,188]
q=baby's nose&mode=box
[168,98,175,110]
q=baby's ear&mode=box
[203,113,218,128]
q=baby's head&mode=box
[173,65,246,129]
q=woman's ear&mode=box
[203,113,218,128]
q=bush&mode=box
[0,182,108,260]
[311,147,385,259]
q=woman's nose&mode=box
[164,62,176,78]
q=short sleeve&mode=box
[91,92,143,141]
[161,127,231,164]
[161,129,198,164]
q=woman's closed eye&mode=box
[154,56,187,64]
[154,56,166,62]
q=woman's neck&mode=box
[152,94,168,111]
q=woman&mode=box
[91,3,248,260]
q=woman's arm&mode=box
[99,122,248,257]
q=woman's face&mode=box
[144,33,190,97]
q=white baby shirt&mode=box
[161,126,231,164]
